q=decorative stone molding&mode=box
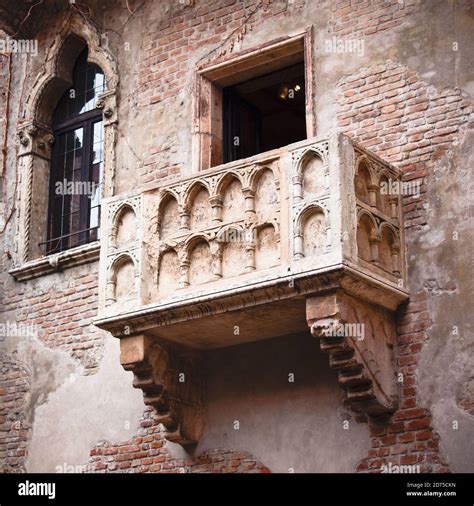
[306,291,398,417]
[15,123,55,262]
[100,196,142,311]
[9,242,100,281]
[10,13,119,273]
[119,334,204,445]
[17,122,54,159]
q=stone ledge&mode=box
[9,242,100,281]
[95,264,409,342]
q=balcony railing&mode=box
[96,133,406,332]
[94,133,409,443]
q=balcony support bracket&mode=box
[119,334,204,446]
[306,291,398,418]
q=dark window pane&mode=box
[52,49,106,126]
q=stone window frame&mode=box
[9,17,119,281]
[191,28,315,173]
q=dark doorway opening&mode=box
[223,62,306,163]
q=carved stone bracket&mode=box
[120,334,204,445]
[306,291,398,417]
[17,122,54,158]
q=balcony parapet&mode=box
[95,133,408,444]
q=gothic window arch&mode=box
[45,48,106,254]
[11,23,118,280]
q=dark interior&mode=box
[223,63,306,163]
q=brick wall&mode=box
[88,409,270,474]
[0,52,7,174]
[1,264,106,373]
[328,0,416,37]
[336,61,472,472]
[0,0,472,474]
[0,354,30,473]
[135,0,300,184]
[0,263,106,472]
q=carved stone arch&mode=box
[185,234,214,286]
[24,14,118,123]
[294,204,329,259]
[295,147,329,179]
[110,203,138,250]
[215,171,245,198]
[185,181,212,232]
[110,201,137,226]
[157,246,180,297]
[158,191,181,240]
[376,168,399,187]
[216,222,245,242]
[378,223,401,275]
[292,143,329,172]
[296,203,329,231]
[355,156,377,207]
[216,223,247,279]
[184,180,211,208]
[249,165,280,194]
[378,222,400,246]
[297,146,329,171]
[14,17,119,265]
[106,253,138,306]
[251,167,280,221]
[357,210,379,264]
[357,208,378,231]
[216,172,246,224]
[294,148,328,200]
[377,169,400,219]
[254,222,280,270]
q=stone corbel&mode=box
[96,89,117,126]
[306,291,398,417]
[120,334,204,445]
[18,122,54,159]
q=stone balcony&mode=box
[94,133,409,444]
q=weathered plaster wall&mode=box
[198,333,370,473]
[1,0,473,473]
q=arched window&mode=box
[44,48,106,254]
